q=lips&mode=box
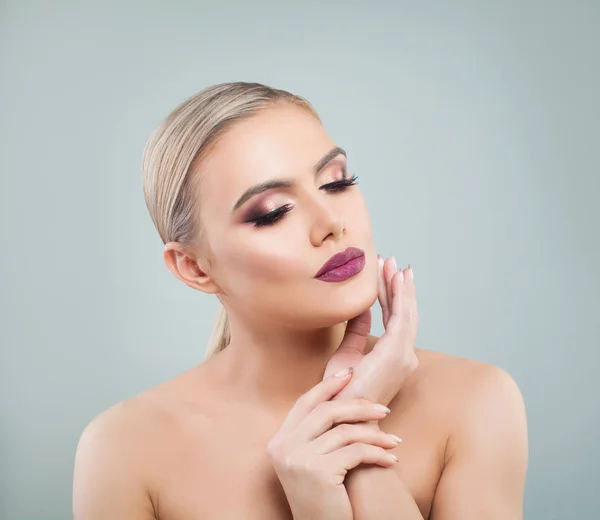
[315,247,365,278]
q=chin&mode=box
[340,278,379,320]
[305,271,379,328]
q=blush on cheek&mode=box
[250,254,300,280]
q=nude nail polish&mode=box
[374,404,391,414]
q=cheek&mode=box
[216,231,307,289]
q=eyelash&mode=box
[248,174,359,228]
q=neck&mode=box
[213,313,347,410]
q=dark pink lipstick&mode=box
[315,247,366,282]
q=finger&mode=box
[311,423,401,455]
[386,268,416,345]
[377,255,389,327]
[384,257,398,314]
[325,443,398,475]
[293,399,391,442]
[406,264,418,335]
[385,270,405,333]
[279,368,354,434]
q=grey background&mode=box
[1,1,598,519]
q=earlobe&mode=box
[163,243,221,295]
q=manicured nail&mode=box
[374,404,391,414]
[391,256,397,270]
[388,434,403,444]
[388,453,399,463]
[408,264,414,280]
[334,366,354,378]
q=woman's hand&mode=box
[266,367,402,520]
[324,256,419,407]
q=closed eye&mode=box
[247,203,293,228]
[246,174,359,228]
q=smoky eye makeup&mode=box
[239,165,359,228]
[244,203,294,227]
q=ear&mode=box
[163,242,220,295]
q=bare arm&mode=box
[73,405,156,520]
[345,464,424,519]
[430,365,529,519]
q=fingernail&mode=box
[374,404,391,414]
[388,434,403,444]
[391,256,397,270]
[378,256,384,268]
[334,366,354,378]
[408,264,414,280]
[388,453,399,462]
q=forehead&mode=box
[197,103,334,209]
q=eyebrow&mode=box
[232,146,347,212]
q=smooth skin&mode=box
[73,103,528,519]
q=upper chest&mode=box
[150,398,446,520]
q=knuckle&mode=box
[313,400,332,415]
[323,401,343,421]
[283,454,301,473]
[297,456,313,473]
[313,401,333,422]
[353,442,370,456]
[294,457,327,483]
[333,423,353,443]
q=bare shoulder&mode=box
[72,392,159,519]
[76,364,213,458]
[76,387,166,460]
[414,347,525,407]
[73,366,212,519]
[413,347,528,460]
[411,349,529,517]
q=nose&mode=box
[307,196,346,247]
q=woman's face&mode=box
[195,103,379,329]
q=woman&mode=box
[73,82,528,519]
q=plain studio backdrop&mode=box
[1,1,598,519]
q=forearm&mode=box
[334,374,423,518]
[346,464,424,520]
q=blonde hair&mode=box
[141,82,319,359]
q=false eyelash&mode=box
[250,203,293,227]
[320,173,359,192]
